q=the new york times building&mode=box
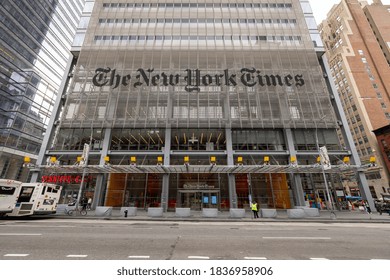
[32,0,375,213]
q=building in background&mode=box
[32,0,375,212]
[0,0,85,182]
[373,125,390,184]
[319,0,390,199]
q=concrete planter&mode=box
[175,208,191,217]
[95,206,113,217]
[148,207,163,217]
[287,209,305,219]
[202,208,218,218]
[120,207,137,217]
[230,208,246,218]
[261,209,277,218]
[303,208,320,217]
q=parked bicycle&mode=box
[64,201,87,216]
[70,207,87,216]
[64,206,87,216]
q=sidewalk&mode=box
[54,208,390,223]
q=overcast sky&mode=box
[309,0,390,23]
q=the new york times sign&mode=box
[92,67,305,92]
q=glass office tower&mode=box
[34,0,375,212]
[0,0,85,182]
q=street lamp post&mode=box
[315,119,337,219]
[75,143,90,210]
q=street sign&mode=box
[319,146,331,170]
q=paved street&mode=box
[1,218,390,260]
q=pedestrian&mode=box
[87,197,92,210]
[81,196,88,210]
[364,200,371,214]
[251,201,259,218]
[347,201,352,211]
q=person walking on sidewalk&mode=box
[251,201,259,219]
[81,196,88,211]
[364,200,372,214]
[87,197,92,210]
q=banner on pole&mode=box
[319,146,331,170]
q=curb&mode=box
[48,215,390,223]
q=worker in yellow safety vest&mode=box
[251,201,259,218]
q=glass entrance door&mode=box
[178,190,219,210]
[180,191,201,210]
[201,192,219,209]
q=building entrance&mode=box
[177,190,219,210]
[170,173,227,210]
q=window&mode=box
[65,104,79,119]
[355,115,361,122]
[15,163,24,180]
[17,187,34,203]
[290,106,300,119]
[0,186,16,195]
[366,172,381,180]
[369,186,377,198]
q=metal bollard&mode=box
[124,209,128,218]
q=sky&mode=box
[309,0,390,23]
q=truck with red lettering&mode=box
[0,180,62,217]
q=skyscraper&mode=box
[0,0,85,182]
[34,0,375,213]
[319,0,390,198]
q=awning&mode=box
[35,163,364,174]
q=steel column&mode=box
[160,127,172,212]
[93,128,112,209]
[285,128,306,206]
[226,128,237,208]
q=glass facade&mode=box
[0,0,85,181]
[35,0,373,212]
[62,0,336,132]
